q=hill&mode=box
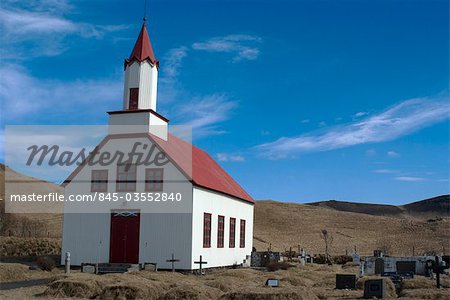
[0,164,63,238]
[307,195,450,218]
[1,164,449,256]
[254,200,449,256]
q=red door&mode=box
[129,88,139,109]
[110,211,140,263]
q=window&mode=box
[129,88,139,109]
[203,213,211,248]
[217,215,225,248]
[229,217,236,248]
[145,168,164,191]
[116,163,137,192]
[91,170,108,192]
[239,219,246,248]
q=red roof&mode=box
[62,133,254,204]
[150,133,255,204]
[126,23,158,66]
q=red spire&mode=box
[126,23,158,67]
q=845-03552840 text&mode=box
[9,192,183,202]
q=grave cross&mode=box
[194,255,208,275]
[166,253,180,272]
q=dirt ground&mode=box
[0,262,449,299]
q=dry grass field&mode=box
[0,263,449,299]
[1,164,449,257]
[254,200,450,255]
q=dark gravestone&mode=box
[396,261,416,274]
[374,258,384,275]
[364,279,386,299]
[335,274,356,289]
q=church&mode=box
[60,20,255,270]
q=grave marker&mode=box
[364,278,386,299]
[336,274,356,289]
[166,253,180,272]
[194,255,207,275]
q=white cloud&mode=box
[0,64,122,123]
[301,119,310,124]
[395,176,426,182]
[216,153,245,162]
[162,46,188,79]
[387,151,400,158]
[173,94,237,138]
[354,111,367,118]
[256,96,450,159]
[0,2,128,58]
[373,169,399,174]
[192,34,262,62]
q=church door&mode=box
[110,211,140,263]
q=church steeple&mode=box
[122,21,159,112]
[126,22,158,67]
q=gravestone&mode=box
[166,253,180,272]
[375,258,384,275]
[251,251,281,267]
[143,263,157,272]
[81,263,96,274]
[335,274,356,289]
[352,252,360,264]
[194,255,207,275]
[364,278,386,299]
[265,278,280,287]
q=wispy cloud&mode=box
[0,64,121,123]
[192,34,262,62]
[216,153,245,162]
[159,34,261,138]
[373,169,399,174]
[256,95,449,159]
[0,1,128,58]
[354,111,367,118]
[387,151,400,158]
[395,176,426,182]
[173,94,237,138]
[162,46,189,80]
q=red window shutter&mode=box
[229,217,236,248]
[217,215,225,248]
[240,219,246,248]
[129,88,139,109]
[203,213,211,248]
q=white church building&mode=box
[61,21,255,270]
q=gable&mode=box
[63,133,254,204]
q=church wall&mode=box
[122,62,141,109]
[191,187,254,269]
[61,136,194,265]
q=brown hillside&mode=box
[307,195,450,219]
[402,195,450,216]
[0,164,63,238]
[254,200,450,256]
[1,164,449,258]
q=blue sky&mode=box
[1,0,449,204]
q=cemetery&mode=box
[1,248,449,299]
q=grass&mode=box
[1,262,449,299]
